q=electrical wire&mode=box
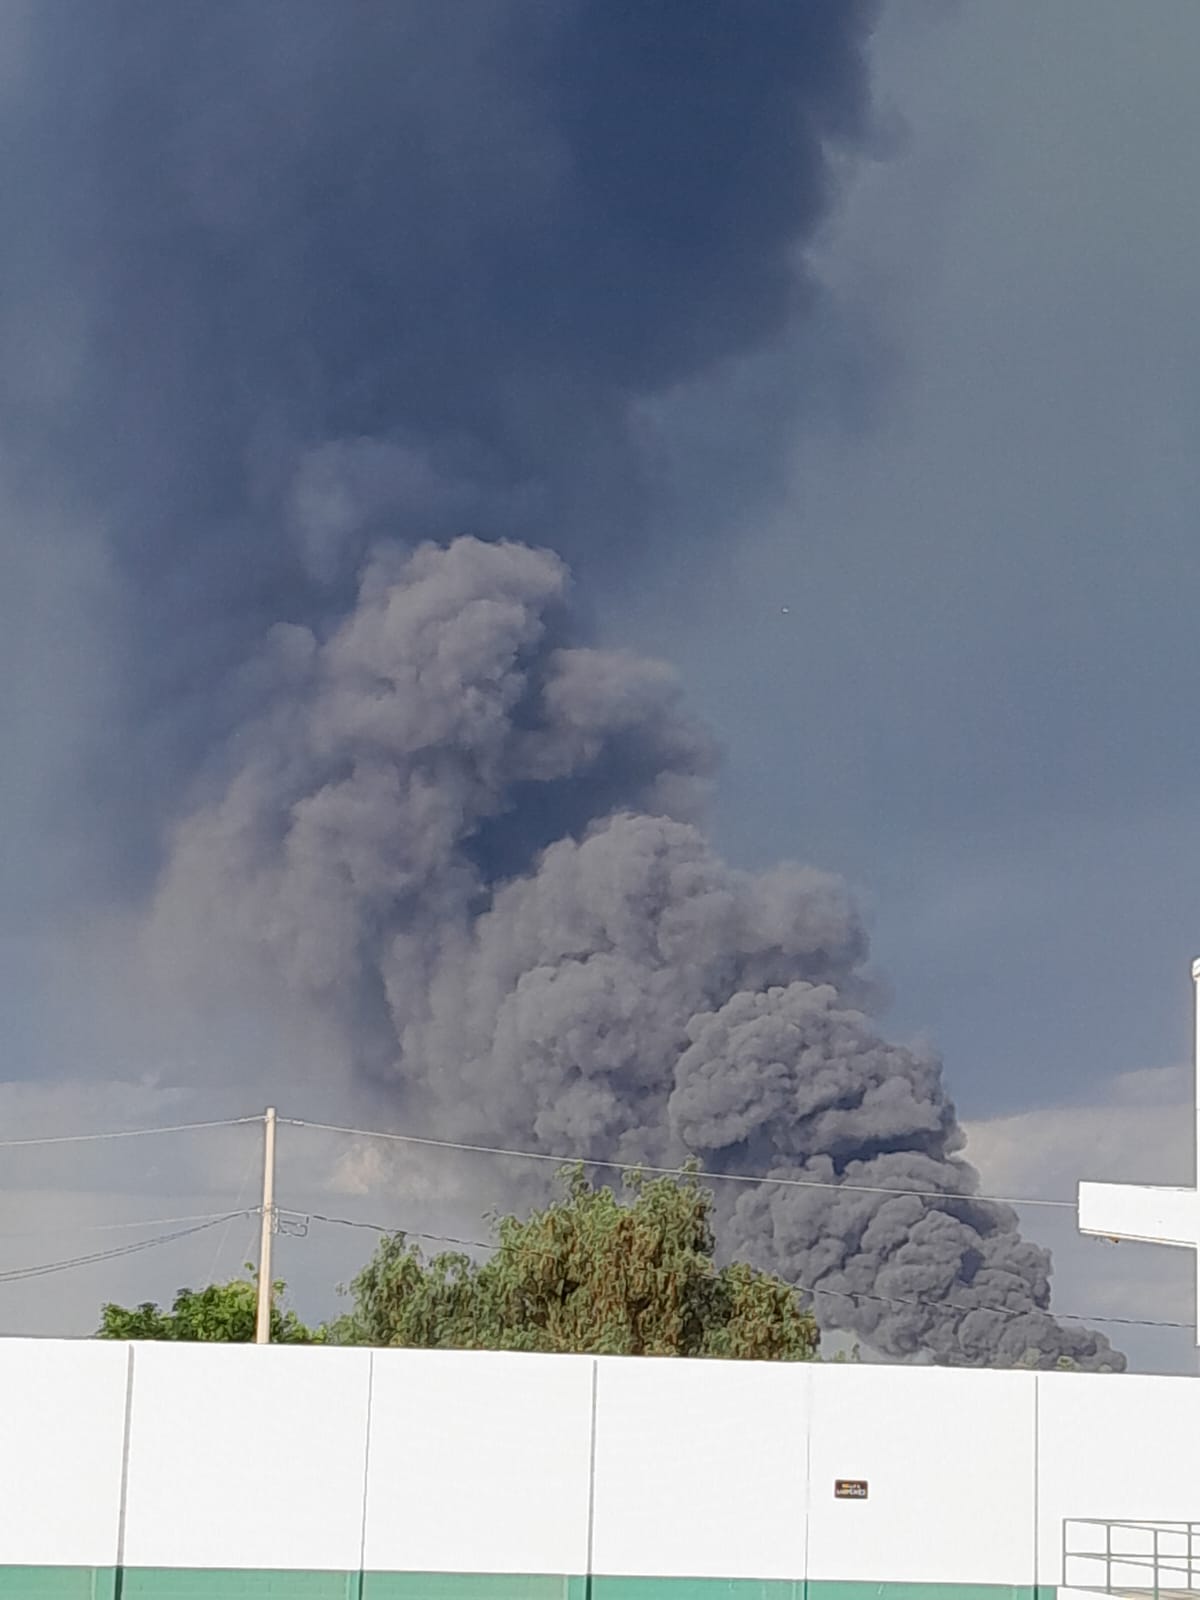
[0,1209,262,1242]
[305,1211,1195,1336]
[799,1280,1194,1334]
[0,1115,261,1150]
[0,1109,1182,1338]
[284,1117,1076,1211]
[238,1207,263,1281]
[0,1211,257,1284]
[310,1212,478,1249]
[0,1107,1087,1210]
[204,1130,262,1287]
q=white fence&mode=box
[1,1339,1198,1593]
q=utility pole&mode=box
[255,1107,277,1345]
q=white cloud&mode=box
[963,1062,1192,1199]
[963,1064,1197,1375]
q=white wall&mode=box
[363,1348,594,1577]
[1038,1370,1200,1591]
[591,1356,810,1580]
[122,1343,371,1572]
[0,1338,128,1568]
[806,1366,1037,1589]
[1,1338,1199,1587]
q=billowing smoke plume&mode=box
[1,6,1119,1365]
[153,536,1121,1369]
[0,0,884,887]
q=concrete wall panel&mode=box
[121,1344,371,1571]
[1038,1370,1200,1589]
[0,1338,128,1567]
[590,1356,811,1580]
[363,1349,594,1577]
[806,1366,1037,1588]
[0,1335,1198,1594]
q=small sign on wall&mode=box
[834,1479,868,1499]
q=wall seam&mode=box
[111,1343,136,1600]
[801,1364,814,1600]
[1031,1374,1041,1598]
[584,1359,600,1600]
[356,1351,376,1600]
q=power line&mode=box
[0,1107,1081,1211]
[0,1108,1179,1340]
[803,1280,1194,1336]
[0,1114,261,1150]
[205,1137,262,1286]
[0,1209,262,1242]
[310,1212,483,1251]
[304,1211,1194,1336]
[0,1212,256,1285]
[284,1117,1076,1212]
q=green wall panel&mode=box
[0,1569,117,1600]
[589,1581,800,1600]
[590,1583,1041,1600]
[361,1576,577,1600]
[807,1587,1047,1600]
[357,1578,1050,1600]
[117,1573,358,1599]
[0,1572,1060,1600]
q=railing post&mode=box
[1152,1524,1159,1600]
[1105,1520,1111,1594]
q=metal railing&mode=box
[1064,1519,1200,1596]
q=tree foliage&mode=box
[332,1166,820,1360]
[97,1269,319,1344]
[96,1170,819,1361]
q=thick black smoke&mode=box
[152,537,1120,1368]
[0,5,1118,1365]
[1,0,882,882]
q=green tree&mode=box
[97,1268,319,1344]
[331,1165,820,1360]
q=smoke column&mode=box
[0,4,1120,1366]
[149,535,1120,1368]
[0,0,885,885]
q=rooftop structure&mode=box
[1078,960,1200,1345]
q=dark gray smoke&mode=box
[1,5,1118,1366]
[0,0,884,890]
[153,536,1121,1368]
